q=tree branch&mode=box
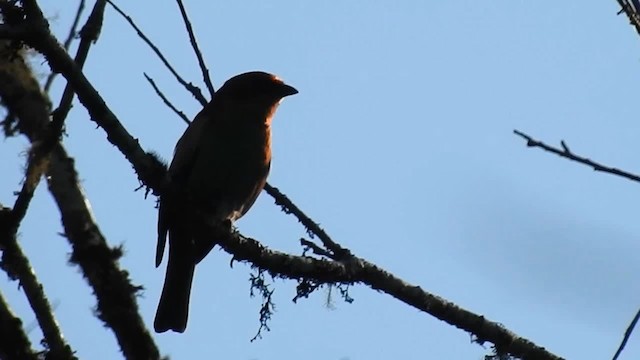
[0,23,28,39]
[514,130,640,183]
[265,183,350,258]
[0,21,161,360]
[43,0,85,92]
[208,225,564,360]
[611,307,640,360]
[0,208,76,360]
[175,0,215,96]
[49,0,105,135]
[0,14,74,357]
[143,72,190,125]
[515,128,640,360]
[105,0,207,105]
[0,287,39,360]
[615,0,640,36]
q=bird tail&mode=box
[154,238,195,333]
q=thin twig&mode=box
[44,0,85,92]
[106,0,208,106]
[612,307,640,360]
[265,183,350,258]
[175,0,215,95]
[143,72,190,125]
[513,129,640,183]
[300,238,335,258]
[50,0,105,137]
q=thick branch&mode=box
[209,225,563,360]
[0,29,71,358]
[7,148,44,234]
[0,23,29,39]
[0,287,39,360]
[0,208,75,360]
[16,2,167,193]
[0,30,160,360]
[0,118,71,358]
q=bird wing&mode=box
[156,105,212,266]
[169,105,213,178]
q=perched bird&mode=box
[154,71,297,333]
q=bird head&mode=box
[214,71,297,125]
[218,71,297,104]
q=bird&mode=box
[154,71,298,333]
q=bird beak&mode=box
[279,83,298,97]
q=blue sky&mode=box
[2,1,640,359]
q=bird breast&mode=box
[185,118,271,221]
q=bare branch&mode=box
[300,238,335,258]
[0,287,39,360]
[143,72,190,125]
[4,0,106,223]
[7,150,45,233]
[175,0,215,95]
[615,0,640,36]
[14,3,168,192]
[612,307,640,360]
[514,129,640,183]
[0,84,78,358]
[209,224,564,360]
[0,208,76,360]
[105,0,208,105]
[265,183,350,258]
[516,126,640,356]
[43,0,85,92]
[49,0,105,137]
[0,27,160,360]
[0,95,69,358]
